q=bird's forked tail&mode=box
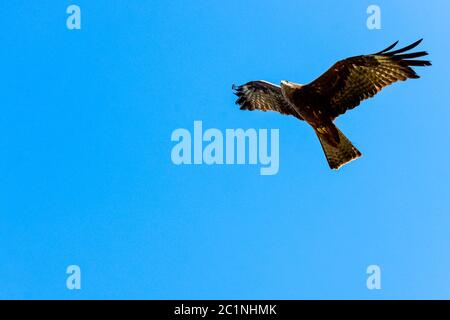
[314,123,362,170]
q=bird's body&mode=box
[233,39,431,169]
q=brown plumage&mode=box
[232,39,431,169]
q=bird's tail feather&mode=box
[314,124,362,169]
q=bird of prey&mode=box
[232,39,431,169]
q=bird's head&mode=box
[280,80,302,99]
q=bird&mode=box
[232,39,431,170]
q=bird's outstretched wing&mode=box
[303,39,431,118]
[232,80,303,120]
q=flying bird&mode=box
[232,39,431,169]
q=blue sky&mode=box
[0,0,449,299]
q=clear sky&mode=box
[0,0,449,299]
